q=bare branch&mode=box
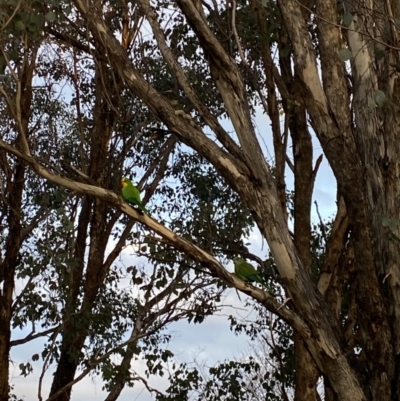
[0,138,307,333]
[311,154,323,188]
[10,326,59,347]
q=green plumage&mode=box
[121,178,150,215]
[233,257,264,285]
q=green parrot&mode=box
[121,178,150,215]
[233,257,264,285]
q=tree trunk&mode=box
[290,78,320,401]
[49,66,118,400]
[0,163,25,401]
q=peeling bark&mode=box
[289,77,320,401]
[37,1,370,398]
[2,0,400,399]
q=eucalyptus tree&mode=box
[0,2,250,401]
[1,0,400,401]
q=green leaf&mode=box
[382,216,390,227]
[390,232,400,243]
[55,188,66,202]
[389,219,398,231]
[63,6,72,16]
[45,11,56,21]
[268,23,280,34]
[31,1,43,10]
[63,220,74,231]
[30,14,45,30]
[373,89,387,107]
[27,24,36,33]
[343,12,353,27]
[367,96,377,109]
[8,49,20,62]
[0,56,6,74]
[132,276,143,285]
[338,48,353,61]
[375,47,386,61]
[280,46,291,58]
[161,349,174,362]
[15,20,25,31]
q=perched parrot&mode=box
[121,178,150,215]
[233,257,264,285]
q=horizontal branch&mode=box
[0,138,309,336]
[10,326,59,347]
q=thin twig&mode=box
[311,154,323,188]
[38,326,62,401]
[10,326,59,347]
[0,0,22,31]
[231,0,247,66]
[294,0,400,51]
[132,374,164,396]
[314,200,328,244]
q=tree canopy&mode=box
[1,0,400,400]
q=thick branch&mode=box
[139,0,245,162]
[71,0,252,186]
[175,0,272,187]
[0,138,306,333]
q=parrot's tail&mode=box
[140,204,151,216]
